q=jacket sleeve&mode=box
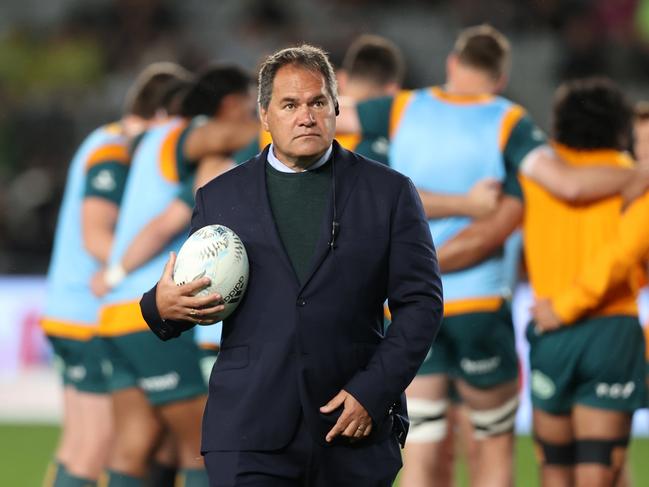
[139,187,208,341]
[344,177,444,422]
[553,192,649,323]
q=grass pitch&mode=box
[1,424,648,486]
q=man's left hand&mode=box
[531,298,562,333]
[320,389,372,442]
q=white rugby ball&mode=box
[173,224,249,324]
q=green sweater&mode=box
[266,161,332,284]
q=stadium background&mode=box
[2,0,649,484]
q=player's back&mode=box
[43,123,128,336]
[522,144,638,317]
[100,117,193,334]
[390,87,521,305]
[104,118,189,301]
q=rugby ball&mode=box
[173,224,249,323]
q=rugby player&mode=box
[41,63,190,487]
[527,80,647,487]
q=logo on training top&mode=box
[531,370,556,399]
[595,381,635,400]
[532,127,545,142]
[372,137,389,156]
[92,169,116,192]
[460,356,500,375]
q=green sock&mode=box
[45,460,66,487]
[178,468,209,487]
[102,470,144,487]
[61,472,96,487]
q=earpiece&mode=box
[334,101,340,117]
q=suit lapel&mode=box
[245,147,298,282]
[299,141,362,292]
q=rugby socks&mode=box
[43,460,66,487]
[145,462,176,487]
[100,470,144,487]
[177,468,209,487]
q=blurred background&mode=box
[2,0,649,484]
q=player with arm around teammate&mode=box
[443,78,646,487]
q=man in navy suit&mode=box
[140,44,443,487]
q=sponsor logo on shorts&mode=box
[460,356,500,375]
[531,370,556,399]
[138,372,180,392]
[101,360,113,378]
[595,382,635,400]
[66,365,87,382]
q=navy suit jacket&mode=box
[140,141,443,453]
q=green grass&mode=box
[0,424,60,486]
[1,425,648,486]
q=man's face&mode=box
[634,119,649,168]
[260,64,336,167]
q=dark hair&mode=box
[453,24,510,80]
[258,44,337,110]
[124,62,192,119]
[553,77,632,151]
[158,80,192,116]
[342,35,405,87]
[181,64,253,118]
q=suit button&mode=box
[297,297,306,307]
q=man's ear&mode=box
[259,105,270,132]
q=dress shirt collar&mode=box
[267,144,333,173]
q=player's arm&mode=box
[95,198,192,297]
[521,146,640,203]
[533,192,649,329]
[81,159,129,264]
[97,156,233,295]
[507,113,646,203]
[233,136,262,164]
[335,94,395,137]
[419,178,501,219]
[183,118,259,162]
[437,195,523,273]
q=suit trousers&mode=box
[203,413,402,487]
